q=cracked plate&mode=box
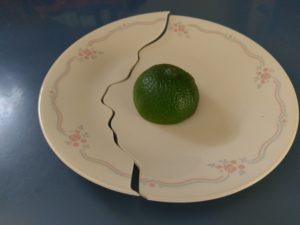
[39,12,298,202]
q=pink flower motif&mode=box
[261,72,271,80]
[65,125,90,149]
[83,49,93,56]
[149,182,156,187]
[177,24,186,32]
[209,159,247,175]
[172,22,189,38]
[255,67,272,88]
[78,48,102,61]
[69,133,81,141]
[224,163,237,173]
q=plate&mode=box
[39,12,298,202]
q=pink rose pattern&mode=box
[254,67,273,88]
[169,22,190,38]
[148,182,156,188]
[77,48,102,61]
[208,159,247,175]
[65,125,90,149]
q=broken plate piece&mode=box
[39,12,170,197]
[105,15,298,202]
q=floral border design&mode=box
[48,18,288,189]
[65,125,90,148]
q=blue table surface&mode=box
[1,0,300,224]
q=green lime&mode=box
[133,64,199,124]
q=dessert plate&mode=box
[39,12,298,202]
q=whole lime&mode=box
[133,64,199,124]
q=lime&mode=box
[133,64,199,124]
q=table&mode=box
[1,0,299,224]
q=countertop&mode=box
[1,0,300,224]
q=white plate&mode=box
[39,12,298,202]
